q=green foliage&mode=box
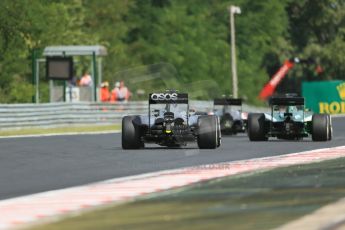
[0,0,344,103]
[82,0,137,80]
[0,0,90,102]
[288,0,345,72]
[0,76,34,103]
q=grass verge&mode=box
[0,124,120,137]
[30,157,345,230]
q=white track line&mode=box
[1,146,345,230]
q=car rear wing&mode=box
[269,97,304,106]
[149,93,188,104]
[213,98,242,106]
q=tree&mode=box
[82,0,138,83]
[287,0,345,79]
[0,0,343,103]
[0,0,94,102]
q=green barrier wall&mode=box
[302,80,345,114]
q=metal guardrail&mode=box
[0,101,269,129]
[0,102,145,129]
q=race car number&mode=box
[151,93,178,101]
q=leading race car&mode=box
[212,98,247,135]
[248,95,332,141]
[122,91,221,149]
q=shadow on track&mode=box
[112,146,199,150]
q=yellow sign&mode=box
[302,81,345,114]
[337,82,345,100]
[319,101,345,114]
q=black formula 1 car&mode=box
[248,96,332,141]
[212,98,247,135]
[122,91,221,149]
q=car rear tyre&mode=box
[197,115,218,149]
[220,113,234,135]
[122,116,143,149]
[327,115,333,141]
[216,116,221,147]
[312,114,328,141]
[248,113,267,141]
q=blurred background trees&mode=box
[0,0,344,104]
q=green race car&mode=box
[247,95,332,141]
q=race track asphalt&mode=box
[0,117,344,200]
